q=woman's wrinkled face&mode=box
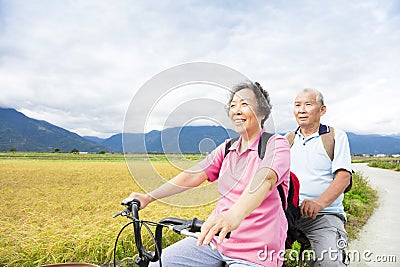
[228,88,262,137]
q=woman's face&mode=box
[228,88,263,137]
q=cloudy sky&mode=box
[0,0,399,138]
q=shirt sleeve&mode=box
[257,134,290,187]
[332,128,352,174]
[197,140,227,182]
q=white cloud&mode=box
[0,0,399,137]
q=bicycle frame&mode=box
[113,199,227,267]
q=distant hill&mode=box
[2,107,400,154]
[93,126,239,153]
[94,128,400,155]
[96,129,400,155]
[0,107,110,152]
[347,132,400,155]
[388,134,400,140]
[83,136,106,144]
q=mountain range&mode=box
[1,107,400,155]
[0,108,108,152]
[93,126,239,153]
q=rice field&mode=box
[0,156,214,267]
[0,154,377,267]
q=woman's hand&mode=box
[197,210,243,246]
[122,192,154,210]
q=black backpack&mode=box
[223,132,301,249]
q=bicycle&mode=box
[112,199,231,267]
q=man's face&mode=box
[293,91,326,128]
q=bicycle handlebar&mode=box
[158,217,204,232]
[119,199,231,237]
[114,199,231,266]
[157,217,231,239]
[126,199,156,262]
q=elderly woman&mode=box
[124,81,290,267]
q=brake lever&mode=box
[112,211,123,218]
[112,208,130,218]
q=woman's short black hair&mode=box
[226,81,272,126]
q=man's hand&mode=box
[300,199,324,219]
[300,170,351,219]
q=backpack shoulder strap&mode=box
[277,183,286,209]
[320,126,335,161]
[285,131,296,148]
[225,133,274,159]
[224,136,239,158]
[258,132,273,159]
[288,124,335,161]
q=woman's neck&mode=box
[239,129,262,153]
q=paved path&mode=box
[348,163,400,266]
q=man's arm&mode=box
[197,167,278,245]
[300,169,351,219]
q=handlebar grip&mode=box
[214,229,231,239]
[160,217,231,239]
[190,218,231,239]
[189,217,204,232]
[122,199,141,210]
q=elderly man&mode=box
[287,88,352,266]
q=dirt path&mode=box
[348,163,400,266]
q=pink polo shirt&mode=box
[198,131,290,266]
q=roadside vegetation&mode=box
[352,155,400,171]
[368,159,400,171]
[343,171,378,239]
[0,154,378,267]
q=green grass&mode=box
[0,154,378,267]
[343,171,378,239]
[352,156,400,171]
[368,160,400,171]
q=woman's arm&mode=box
[124,164,209,209]
[198,167,278,245]
[124,139,227,209]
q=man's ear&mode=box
[320,105,327,116]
